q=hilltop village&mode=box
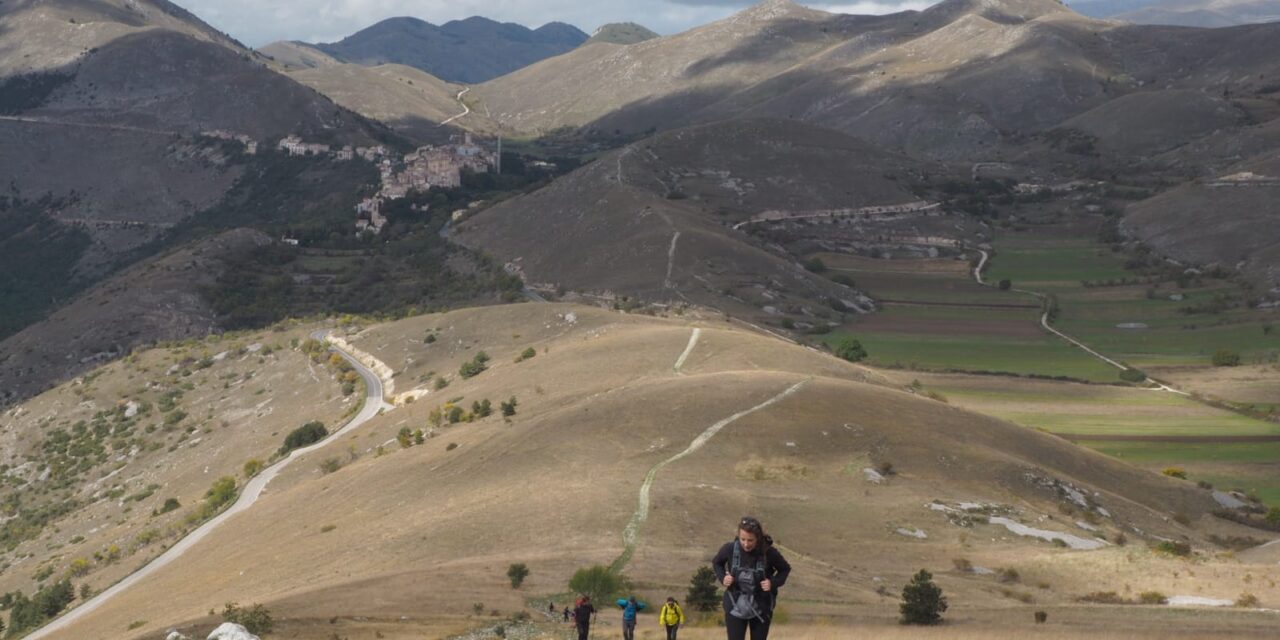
[204,129,500,234]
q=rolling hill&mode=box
[15,303,1275,639]
[452,118,935,324]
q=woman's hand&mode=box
[722,575,734,588]
[761,578,772,592]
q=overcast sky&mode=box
[184,0,939,47]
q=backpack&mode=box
[730,539,767,584]
[728,539,772,620]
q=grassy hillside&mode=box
[14,303,1272,639]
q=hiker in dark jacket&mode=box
[574,596,596,640]
[615,595,646,640]
[712,516,791,640]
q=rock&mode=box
[166,631,190,640]
[863,468,885,484]
[207,623,259,640]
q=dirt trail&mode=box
[613,378,809,571]
[440,87,471,126]
[28,335,392,639]
[674,328,702,374]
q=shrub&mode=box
[459,351,491,379]
[221,602,273,635]
[1236,592,1260,608]
[397,427,413,449]
[516,347,537,362]
[1138,591,1168,605]
[68,557,91,577]
[1172,512,1191,526]
[243,458,264,478]
[1155,540,1192,556]
[900,569,947,625]
[446,442,458,451]
[997,567,1020,583]
[803,257,827,273]
[1267,507,1280,525]
[687,566,720,611]
[500,397,518,417]
[1119,368,1146,383]
[998,279,1012,291]
[434,376,449,390]
[447,406,464,423]
[507,563,530,589]
[319,458,342,474]
[830,274,856,288]
[1212,349,1241,367]
[280,421,328,455]
[154,497,181,516]
[1034,611,1047,624]
[952,558,972,573]
[1077,591,1127,604]
[1162,467,1188,480]
[569,565,626,605]
[473,399,493,418]
[834,336,867,363]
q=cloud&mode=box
[178,0,942,47]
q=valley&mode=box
[1,0,1279,638]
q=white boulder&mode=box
[207,623,259,640]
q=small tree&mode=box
[507,563,530,589]
[998,279,1012,291]
[243,458,264,478]
[833,336,867,363]
[686,566,720,612]
[900,569,947,625]
[1212,349,1241,367]
[569,565,625,604]
[280,421,328,455]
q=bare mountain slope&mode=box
[257,40,342,71]
[35,303,1274,638]
[1124,151,1280,294]
[0,229,273,407]
[1116,0,1280,27]
[453,119,926,320]
[477,0,1280,162]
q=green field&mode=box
[985,233,1280,370]
[838,331,1120,382]
[1081,441,1280,507]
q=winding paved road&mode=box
[30,334,391,639]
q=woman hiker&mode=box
[658,596,686,640]
[712,516,791,640]
[574,595,596,640]
[615,595,646,640]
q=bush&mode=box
[319,458,342,474]
[1155,540,1192,556]
[473,399,492,418]
[1138,591,1168,605]
[221,602,273,635]
[280,421,328,455]
[507,563,530,589]
[1077,591,1127,604]
[1162,467,1188,480]
[952,558,972,573]
[516,347,537,362]
[460,351,491,379]
[568,565,626,605]
[243,458,264,478]
[687,566,720,611]
[1034,611,1047,624]
[500,397,518,417]
[1119,368,1146,383]
[803,257,827,273]
[998,279,1012,291]
[899,569,947,625]
[1212,349,1241,367]
[997,567,1020,584]
[1236,592,1260,608]
[834,336,867,363]
[154,497,181,516]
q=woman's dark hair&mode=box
[738,516,774,548]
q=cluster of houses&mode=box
[357,132,498,234]
[201,130,258,154]
[199,130,498,235]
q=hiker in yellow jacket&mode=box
[659,597,686,640]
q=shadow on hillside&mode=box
[681,14,898,80]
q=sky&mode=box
[183,0,941,47]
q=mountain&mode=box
[258,40,343,71]
[475,0,1280,161]
[0,0,401,402]
[585,22,660,45]
[17,303,1268,639]
[313,16,589,84]
[1072,0,1280,26]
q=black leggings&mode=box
[725,614,771,640]
[664,623,680,640]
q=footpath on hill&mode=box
[28,332,392,639]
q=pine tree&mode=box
[686,566,720,612]
[899,569,947,625]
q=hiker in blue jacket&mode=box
[615,595,646,640]
[712,516,791,640]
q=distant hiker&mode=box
[712,516,791,640]
[550,602,557,615]
[615,595,646,640]
[574,596,596,640]
[564,605,571,622]
[659,596,686,640]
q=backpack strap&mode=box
[731,539,741,575]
